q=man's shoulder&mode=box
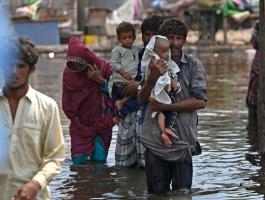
[30,88,58,107]
[183,53,202,66]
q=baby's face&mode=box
[153,39,170,60]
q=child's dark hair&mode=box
[116,21,136,39]
[159,18,188,38]
[141,15,163,34]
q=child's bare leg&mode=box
[158,112,172,147]
[157,112,166,133]
[161,132,172,148]
[115,96,129,110]
[164,127,179,139]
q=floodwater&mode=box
[30,49,264,200]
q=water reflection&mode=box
[29,51,265,199]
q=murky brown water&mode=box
[29,50,264,200]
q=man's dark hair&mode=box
[5,37,39,69]
[116,21,136,39]
[17,37,39,68]
[159,18,188,38]
[141,15,163,34]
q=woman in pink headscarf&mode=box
[62,37,114,165]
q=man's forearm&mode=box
[169,97,206,112]
[150,97,206,112]
[138,78,156,105]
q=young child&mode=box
[109,21,141,123]
[141,35,181,147]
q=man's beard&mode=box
[170,44,182,61]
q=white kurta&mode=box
[0,86,65,200]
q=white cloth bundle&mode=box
[141,35,180,118]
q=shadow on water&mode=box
[244,125,265,199]
[26,50,265,199]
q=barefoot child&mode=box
[141,35,181,147]
[109,21,141,123]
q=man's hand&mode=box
[123,80,139,97]
[138,57,168,105]
[87,65,104,85]
[13,180,41,200]
[147,57,168,85]
[149,97,168,112]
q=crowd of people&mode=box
[0,13,211,199]
[1,10,261,199]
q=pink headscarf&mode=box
[62,37,114,156]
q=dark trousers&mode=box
[145,149,193,194]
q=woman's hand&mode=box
[87,65,105,85]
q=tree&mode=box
[258,0,265,154]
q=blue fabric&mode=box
[135,47,145,82]
[190,87,207,101]
[91,136,107,161]
[112,85,141,117]
[151,0,160,9]
[119,96,141,117]
[72,154,90,165]
[72,136,107,165]
[101,80,109,94]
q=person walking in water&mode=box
[115,15,163,168]
[0,38,65,200]
[141,35,181,148]
[139,18,207,194]
[62,37,115,165]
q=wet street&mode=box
[30,49,264,200]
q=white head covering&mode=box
[141,35,180,81]
[141,35,181,118]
